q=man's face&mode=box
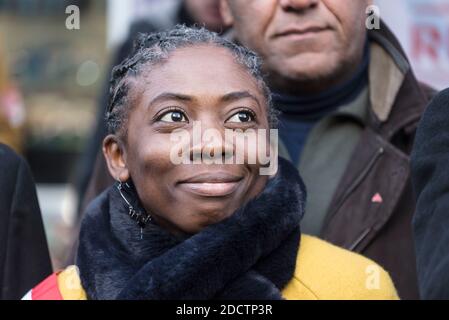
[221,0,372,92]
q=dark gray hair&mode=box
[106,25,277,136]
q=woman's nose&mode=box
[189,122,234,163]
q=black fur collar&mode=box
[76,158,306,300]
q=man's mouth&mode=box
[273,25,330,40]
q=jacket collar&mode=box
[366,20,429,140]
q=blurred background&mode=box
[0,0,448,270]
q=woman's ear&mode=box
[219,0,234,27]
[103,134,130,182]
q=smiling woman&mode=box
[25,26,398,300]
[103,27,276,235]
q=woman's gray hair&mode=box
[106,24,277,136]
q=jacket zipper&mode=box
[348,227,371,251]
[322,147,385,239]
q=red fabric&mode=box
[31,273,63,300]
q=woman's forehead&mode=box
[136,45,265,99]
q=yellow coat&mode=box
[54,235,398,300]
[282,235,398,299]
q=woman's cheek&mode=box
[139,134,179,172]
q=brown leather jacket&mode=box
[76,22,433,300]
[320,22,434,299]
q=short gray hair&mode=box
[106,25,277,136]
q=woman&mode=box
[75,0,227,223]
[26,26,397,300]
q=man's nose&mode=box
[279,0,319,12]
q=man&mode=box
[220,0,435,299]
[0,143,52,299]
[411,88,449,300]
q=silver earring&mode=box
[117,180,152,239]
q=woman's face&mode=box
[104,45,270,235]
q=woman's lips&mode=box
[179,182,240,197]
[178,172,243,197]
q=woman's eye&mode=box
[159,110,188,123]
[226,111,255,123]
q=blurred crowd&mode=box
[0,36,25,152]
[1,0,449,300]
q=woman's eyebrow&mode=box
[148,91,261,108]
[221,91,261,107]
[149,92,193,107]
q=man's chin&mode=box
[269,55,343,89]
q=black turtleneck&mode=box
[274,41,370,165]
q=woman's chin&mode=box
[183,207,236,232]
[202,208,235,223]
